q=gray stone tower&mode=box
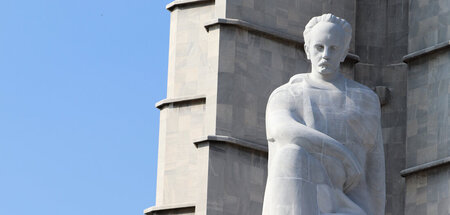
[145,0,449,214]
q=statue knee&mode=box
[269,144,310,179]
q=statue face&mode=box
[305,22,347,76]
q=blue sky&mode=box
[0,1,169,214]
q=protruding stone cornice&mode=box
[166,0,212,11]
[194,135,268,153]
[155,95,206,110]
[403,40,450,63]
[400,156,450,177]
[204,18,360,63]
[144,203,195,215]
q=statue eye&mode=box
[315,45,324,51]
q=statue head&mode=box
[303,14,352,78]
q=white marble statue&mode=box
[262,14,385,215]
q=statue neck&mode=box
[306,71,345,90]
[309,69,342,83]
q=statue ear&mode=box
[340,48,349,62]
[304,44,310,60]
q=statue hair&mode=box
[303,14,352,50]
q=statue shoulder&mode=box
[288,73,308,85]
[269,74,306,100]
[346,79,381,112]
[268,84,291,104]
[347,79,377,97]
[267,74,307,109]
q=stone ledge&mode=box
[400,156,450,177]
[204,18,304,45]
[155,95,206,110]
[144,203,195,215]
[166,0,211,11]
[204,18,360,63]
[403,40,450,63]
[194,135,268,153]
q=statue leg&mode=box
[317,155,367,215]
[263,144,326,215]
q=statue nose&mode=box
[322,49,331,60]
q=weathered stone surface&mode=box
[408,0,450,53]
[147,0,450,214]
[406,49,450,168]
[405,165,450,215]
[263,14,385,215]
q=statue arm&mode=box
[344,91,385,215]
[364,125,386,215]
[266,89,362,185]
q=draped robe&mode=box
[262,73,385,215]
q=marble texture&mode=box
[263,14,385,215]
[408,0,450,53]
[224,0,356,52]
[354,0,409,214]
[402,0,450,214]
[406,49,450,168]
